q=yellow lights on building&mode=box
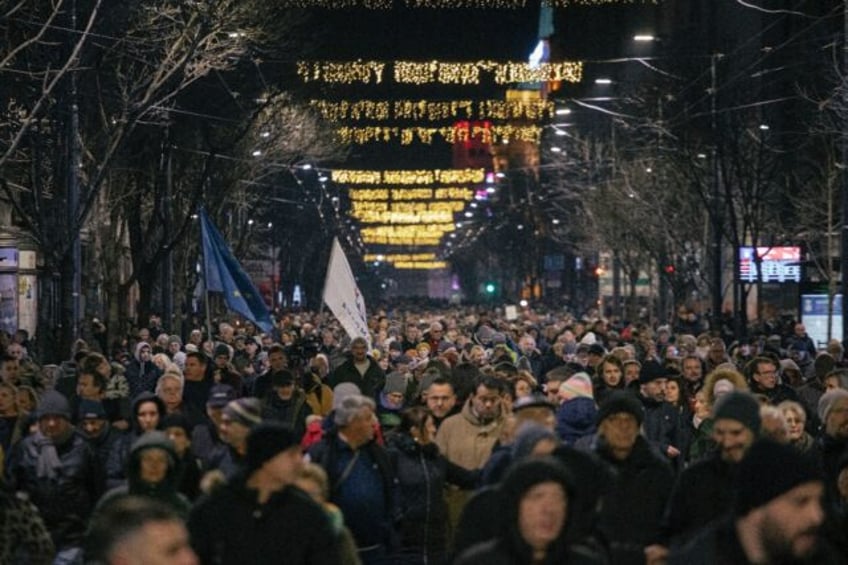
[331,169,485,185]
[297,60,582,85]
[348,187,475,201]
[335,124,542,145]
[310,99,555,122]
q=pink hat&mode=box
[558,372,594,401]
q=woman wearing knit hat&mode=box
[555,373,597,445]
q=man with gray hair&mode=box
[307,394,398,564]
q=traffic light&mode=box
[485,282,496,294]
[664,264,675,275]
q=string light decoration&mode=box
[310,99,555,121]
[353,210,456,224]
[392,261,449,269]
[297,60,582,85]
[332,169,485,185]
[352,201,468,213]
[248,0,654,8]
[348,187,475,201]
[335,124,541,145]
[365,253,440,262]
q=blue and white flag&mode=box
[322,238,371,348]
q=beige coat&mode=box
[435,398,504,470]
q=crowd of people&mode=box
[1,306,847,564]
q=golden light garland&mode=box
[361,224,455,238]
[335,124,541,145]
[310,99,555,122]
[332,169,485,185]
[348,187,475,201]
[365,253,439,262]
[392,261,449,269]
[354,210,456,224]
[250,0,654,8]
[297,60,582,85]
[352,201,467,213]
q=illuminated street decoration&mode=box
[332,169,485,185]
[297,60,582,85]
[335,124,542,144]
[310,99,555,121]
[348,187,475,201]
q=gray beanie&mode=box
[37,390,72,420]
[818,389,848,424]
[383,372,408,395]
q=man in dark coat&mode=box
[638,360,682,465]
[7,391,103,560]
[189,422,340,564]
[582,391,674,565]
[329,337,386,399]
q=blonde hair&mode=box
[296,462,330,501]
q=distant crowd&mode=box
[0,306,847,564]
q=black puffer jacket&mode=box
[8,430,102,549]
[385,432,478,563]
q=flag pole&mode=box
[199,207,214,345]
[319,237,337,320]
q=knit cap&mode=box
[735,440,822,516]
[713,391,761,433]
[639,360,667,385]
[222,397,262,428]
[161,412,192,435]
[78,399,107,421]
[38,390,72,420]
[245,422,300,473]
[214,343,231,360]
[332,383,361,411]
[558,372,594,401]
[207,384,236,408]
[383,372,408,395]
[596,390,643,425]
[818,389,848,424]
[511,423,559,461]
[712,378,735,398]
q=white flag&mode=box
[323,238,371,348]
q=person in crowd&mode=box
[307,394,397,565]
[7,390,103,561]
[302,353,335,416]
[653,391,762,556]
[156,372,205,429]
[424,376,458,430]
[638,360,682,464]
[779,399,817,454]
[162,412,204,501]
[679,354,705,403]
[555,372,597,444]
[454,457,605,565]
[211,344,243,393]
[0,480,54,564]
[260,368,311,439]
[330,337,386,399]
[386,406,479,565]
[190,384,234,469]
[84,496,198,565]
[78,399,124,472]
[593,354,625,404]
[746,355,799,405]
[125,342,161,399]
[816,389,848,499]
[211,397,263,481]
[582,390,674,565]
[669,440,842,564]
[97,430,191,518]
[106,391,166,488]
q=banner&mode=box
[323,238,371,348]
[199,207,274,333]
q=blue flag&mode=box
[199,207,274,333]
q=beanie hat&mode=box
[713,391,761,433]
[161,412,192,435]
[332,383,361,411]
[558,373,594,401]
[271,370,295,387]
[639,360,667,385]
[818,389,848,424]
[246,422,300,473]
[167,335,182,346]
[222,398,262,428]
[37,390,72,420]
[78,399,107,421]
[417,368,443,397]
[512,394,556,414]
[597,391,644,425]
[587,343,606,356]
[735,440,822,516]
[383,372,407,395]
[511,423,559,461]
[214,343,231,360]
[207,384,236,408]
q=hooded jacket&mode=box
[105,392,166,488]
[97,430,190,518]
[125,342,161,399]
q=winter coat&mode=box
[556,397,598,444]
[8,430,102,549]
[434,399,505,470]
[329,356,386,399]
[660,452,739,545]
[105,392,165,488]
[589,434,674,565]
[640,395,681,460]
[0,484,54,564]
[385,432,478,563]
[188,476,341,565]
[124,342,161,399]
[455,539,605,565]
[191,419,227,470]
[261,389,311,439]
[97,430,191,519]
